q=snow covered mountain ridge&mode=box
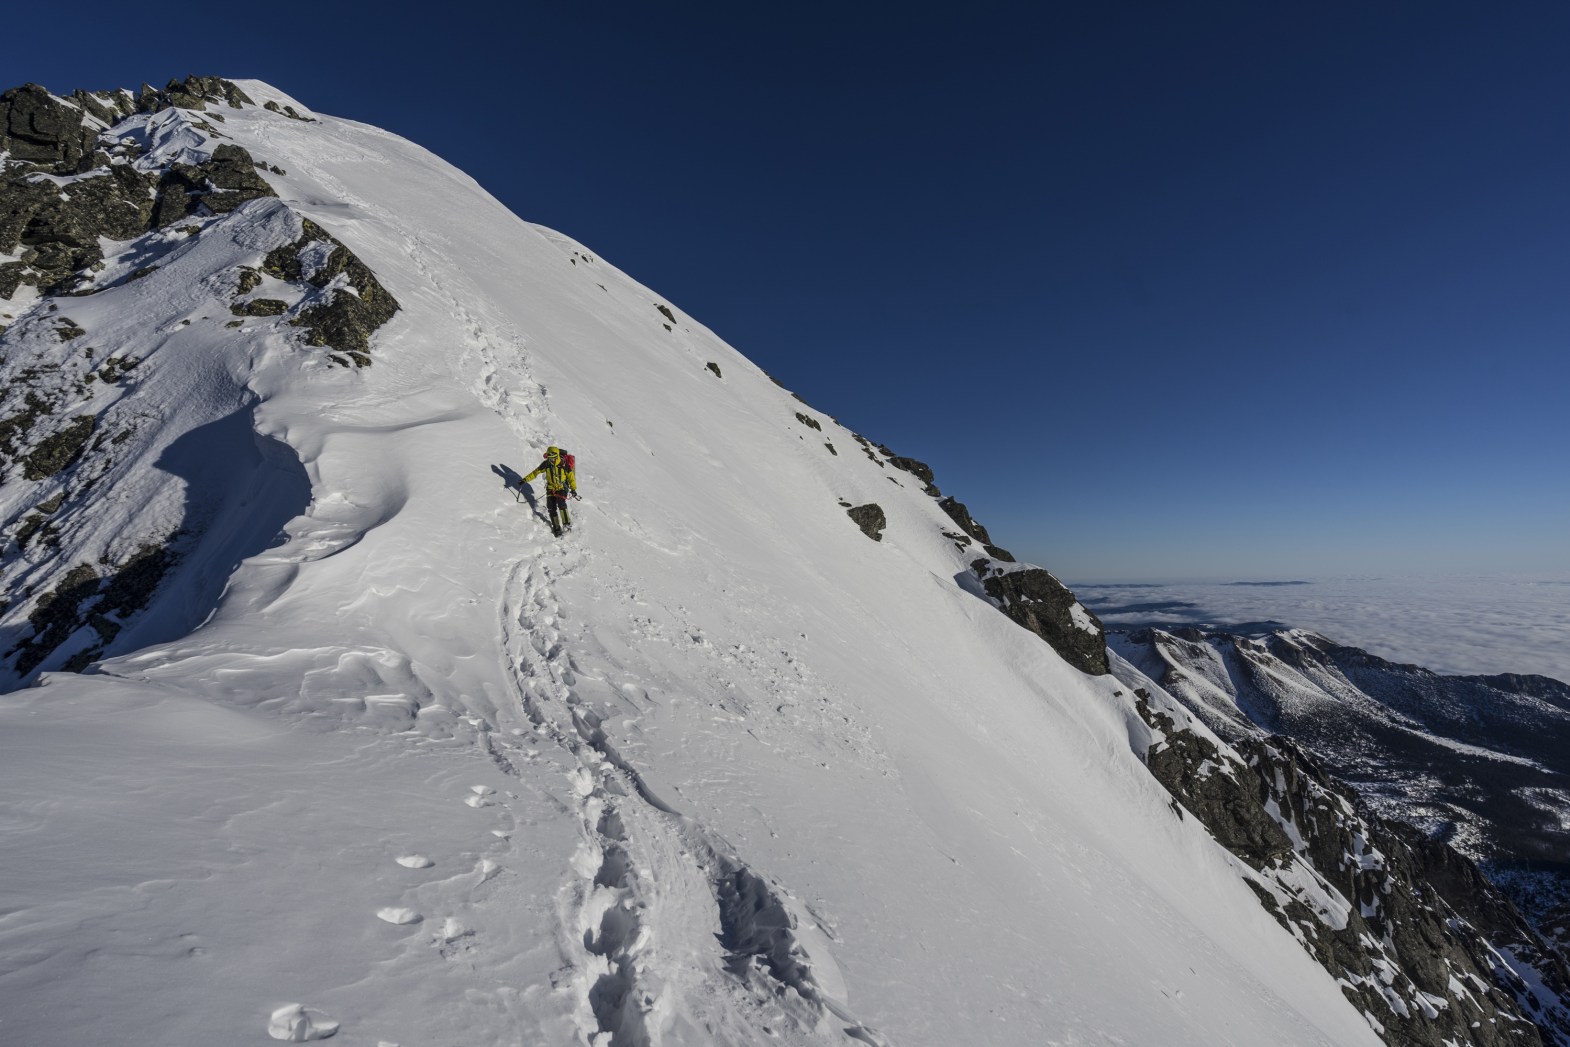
[0,76,1564,1046]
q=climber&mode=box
[522,446,579,537]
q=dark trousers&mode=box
[548,493,572,533]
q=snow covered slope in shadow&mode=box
[0,79,1389,1046]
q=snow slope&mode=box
[0,81,1386,1046]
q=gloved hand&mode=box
[572,492,582,500]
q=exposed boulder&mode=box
[846,503,886,541]
[150,144,278,229]
[0,84,101,173]
[230,298,288,317]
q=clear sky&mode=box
[9,2,1568,581]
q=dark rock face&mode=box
[974,562,1109,675]
[937,496,1014,561]
[1,77,276,299]
[876,445,942,496]
[21,415,94,480]
[1545,906,1570,966]
[846,503,886,541]
[8,544,174,676]
[1135,691,1568,1046]
[2,84,103,172]
[150,143,277,228]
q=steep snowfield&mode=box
[0,82,1384,1046]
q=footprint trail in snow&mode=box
[495,528,886,1045]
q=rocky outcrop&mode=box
[7,544,174,676]
[260,217,400,366]
[877,444,941,496]
[851,437,1109,676]
[1,77,276,299]
[2,84,106,173]
[846,503,886,541]
[1135,690,1570,1046]
[150,143,277,227]
[1545,906,1570,966]
[973,561,1110,676]
[937,495,1015,562]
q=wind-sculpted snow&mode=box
[0,75,1422,1046]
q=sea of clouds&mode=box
[1074,575,1570,684]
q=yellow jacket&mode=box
[523,455,576,496]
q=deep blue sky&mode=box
[11,2,1569,581]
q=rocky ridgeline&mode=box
[1,78,272,299]
[0,75,396,359]
[1134,689,1570,1046]
[0,76,400,683]
[829,427,1109,676]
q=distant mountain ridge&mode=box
[1111,626,1570,873]
[1114,626,1570,980]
